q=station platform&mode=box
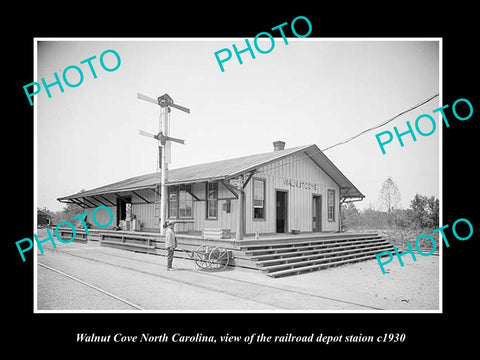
[54,228,393,277]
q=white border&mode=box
[33,37,442,314]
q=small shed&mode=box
[37,209,53,227]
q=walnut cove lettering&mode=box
[76,333,216,343]
[283,178,319,191]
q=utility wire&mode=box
[253,93,440,177]
[321,93,440,152]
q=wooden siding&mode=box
[244,153,340,234]
[189,182,237,232]
[82,153,340,235]
[84,205,117,229]
[182,152,340,234]
[132,189,157,230]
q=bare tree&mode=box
[379,177,401,226]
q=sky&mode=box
[36,38,440,212]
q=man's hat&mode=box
[163,221,175,229]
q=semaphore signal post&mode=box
[137,92,190,235]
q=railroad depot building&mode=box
[58,141,364,239]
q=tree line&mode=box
[342,177,439,231]
[37,190,87,227]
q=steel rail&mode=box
[38,262,144,310]
[41,248,383,310]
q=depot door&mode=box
[116,196,131,226]
[312,195,322,232]
[276,190,288,233]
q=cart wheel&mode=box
[194,244,211,269]
[208,247,230,270]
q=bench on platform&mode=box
[202,228,232,240]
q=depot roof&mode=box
[57,144,364,202]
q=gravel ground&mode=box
[35,237,440,312]
[272,254,439,310]
[37,265,136,310]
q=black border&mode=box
[7,5,478,353]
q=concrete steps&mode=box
[239,233,394,278]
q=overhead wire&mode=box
[321,93,439,152]
[253,93,440,177]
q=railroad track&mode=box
[38,262,144,310]
[38,247,384,311]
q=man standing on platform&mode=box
[164,221,177,271]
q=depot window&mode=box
[253,178,266,220]
[327,189,335,221]
[168,185,193,219]
[206,182,218,219]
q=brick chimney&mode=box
[273,140,286,151]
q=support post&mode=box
[235,174,245,241]
[160,106,168,235]
[338,202,342,232]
